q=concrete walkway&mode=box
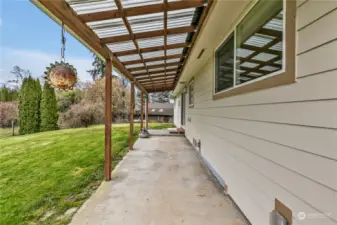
[70,136,247,225]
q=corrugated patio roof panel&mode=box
[121,0,163,8]
[165,58,181,63]
[167,8,195,29]
[167,33,188,45]
[137,36,164,49]
[107,40,136,52]
[149,68,165,72]
[166,65,178,69]
[88,18,129,38]
[66,0,118,14]
[125,63,145,69]
[146,60,165,66]
[132,70,148,74]
[128,12,164,33]
[118,54,141,62]
[142,50,165,59]
[167,48,184,55]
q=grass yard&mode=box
[0,127,19,138]
[0,123,174,225]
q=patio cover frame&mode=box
[31,0,213,180]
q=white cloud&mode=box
[0,48,93,84]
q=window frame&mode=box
[213,0,296,100]
[188,79,194,107]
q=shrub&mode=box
[56,89,83,113]
[40,83,58,131]
[0,87,19,102]
[58,102,104,129]
[0,102,18,128]
[19,77,41,134]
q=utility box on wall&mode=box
[270,199,292,225]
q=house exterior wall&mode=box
[174,95,182,127]
[174,1,337,225]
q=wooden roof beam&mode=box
[129,62,181,72]
[101,26,195,44]
[123,54,183,65]
[79,0,205,22]
[115,43,189,56]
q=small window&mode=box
[214,0,295,99]
[215,34,235,93]
[188,80,194,106]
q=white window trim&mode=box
[213,0,287,96]
[188,79,194,107]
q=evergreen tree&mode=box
[40,82,58,131]
[35,79,42,132]
[149,91,171,103]
[87,54,106,81]
[0,88,8,101]
[19,77,41,134]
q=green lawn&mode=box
[0,127,18,138]
[0,123,174,225]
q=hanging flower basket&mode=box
[44,61,77,90]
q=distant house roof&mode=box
[149,103,173,116]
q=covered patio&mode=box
[28,0,249,224]
[69,135,247,225]
[31,0,212,181]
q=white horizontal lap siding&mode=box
[174,97,181,127]
[182,0,337,224]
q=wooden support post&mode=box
[140,92,144,131]
[104,59,112,181]
[146,95,149,129]
[129,81,134,150]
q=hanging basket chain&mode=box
[61,22,66,62]
[43,21,78,90]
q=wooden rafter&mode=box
[129,62,181,72]
[137,75,175,81]
[79,0,205,22]
[163,0,168,89]
[115,43,189,57]
[101,26,195,44]
[141,79,175,85]
[134,68,178,77]
[114,0,153,89]
[123,54,183,65]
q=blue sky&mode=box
[0,0,95,84]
